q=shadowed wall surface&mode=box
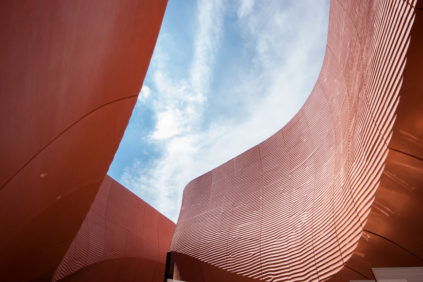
[170,0,423,281]
[0,0,168,281]
[170,252,261,282]
[53,176,175,282]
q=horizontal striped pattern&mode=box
[53,176,175,281]
[170,0,418,281]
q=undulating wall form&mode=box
[0,1,167,281]
[170,0,422,281]
[169,252,261,282]
[53,176,175,282]
[328,0,423,280]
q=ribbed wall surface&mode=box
[53,176,175,282]
[170,0,418,281]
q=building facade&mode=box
[1,0,422,281]
[169,0,423,281]
[0,1,172,281]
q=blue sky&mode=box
[108,0,330,222]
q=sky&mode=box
[108,0,330,222]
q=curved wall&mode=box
[329,0,423,279]
[0,0,168,281]
[170,0,422,281]
[53,176,175,282]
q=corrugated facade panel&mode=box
[170,0,420,281]
[53,176,175,282]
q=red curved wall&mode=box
[170,0,423,281]
[53,176,175,282]
[0,0,168,281]
[329,0,423,279]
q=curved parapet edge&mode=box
[170,0,422,281]
[0,0,168,280]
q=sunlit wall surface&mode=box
[170,0,421,281]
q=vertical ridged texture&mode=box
[170,0,418,281]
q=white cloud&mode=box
[190,0,224,96]
[151,107,185,140]
[138,85,151,101]
[121,0,225,220]
[237,0,255,18]
[121,0,329,222]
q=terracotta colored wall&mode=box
[170,0,423,281]
[0,0,168,281]
[53,176,175,282]
[171,252,261,282]
[329,0,423,280]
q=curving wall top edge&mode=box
[0,1,168,281]
[170,0,421,281]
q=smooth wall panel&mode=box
[0,1,167,280]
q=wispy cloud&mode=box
[118,0,329,222]
[121,0,225,220]
[137,85,151,103]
